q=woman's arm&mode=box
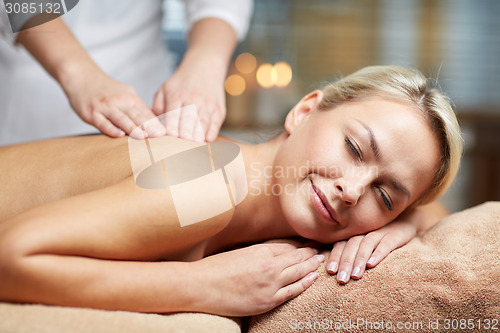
[0,176,322,315]
[0,242,322,316]
[0,176,225,262]
[326,201,449,283]
[16,17,162,138]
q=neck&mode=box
[207,133,298,253]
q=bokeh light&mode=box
[225,74,246,96]
[256,63,275,88]
[273,62,293,87]
[235,53,257,74]
[256,62,293,88]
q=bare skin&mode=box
[0,96,449,315]
[0,135,322,315]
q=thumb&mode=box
[152,90,166,116]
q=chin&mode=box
[280,197,322,241]
[289,218,334,243]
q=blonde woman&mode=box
[0,66,462,316]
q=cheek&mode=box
[346,203,394,235]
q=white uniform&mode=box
[0,0,252,145]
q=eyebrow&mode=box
[355,118,379,159]
[354,119,411,201]
[391,179,411,201]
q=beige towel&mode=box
[0,303,241,333]
[1,203,498,333]
[249,202,500,333]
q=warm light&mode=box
[256,62,293,88]
[225,74,246,96]
[235,53,257,74]
[273,62,292,87]
[256,63,275,88]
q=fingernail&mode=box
[327,262,338,273]
[367,257,376,266]
[130,131,144,140]
[151,130,165,137]
[338,271,348,283]
[352,267,362,278]
[316,254,325,263]
[118,130,125,136]
[308,272,319,281]
[312,248,319,254]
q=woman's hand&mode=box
[17,17,165,139]
[192,243,324,316]
[152,53,227,143]
[65,70,166,139]
[152,18,237,143]
[326,219,417,284]
[325,202,448,284]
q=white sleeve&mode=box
[0,1,17,44]
[184,0,253,41]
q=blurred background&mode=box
[163,0,500,213]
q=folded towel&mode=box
[0,303,241,333]
[248,202,500,333]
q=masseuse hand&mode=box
[152,18,234,143]
[65,69,166,139]
[326,219,417,284]
[192,243,324,316]
[152,56,226,143]
[17,17,166,139]
[18,17,234,142]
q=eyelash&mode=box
[345,137,361,160]
[378,187,393,211]
[345,137,393,211]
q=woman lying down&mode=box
[0,66,462,316]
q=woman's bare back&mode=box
[0,135,132,222]
[0,135,233,262]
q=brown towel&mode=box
[248,202,500,333]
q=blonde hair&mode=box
[318,65,463,205]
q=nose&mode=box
[334,167,377,206]
[334,183,360,206]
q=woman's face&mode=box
[274,93,440,243]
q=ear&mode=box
[284,90,324,134]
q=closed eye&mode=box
[345,137,361,160]
[377,187,393,211]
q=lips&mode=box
[310,180,340,224]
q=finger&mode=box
[326,241,346,274]
[204,110,225,142]
[273,271,318,306]
[367,234,402,268]
[351,233,384,279]
[92,112,126,138]
[263,243,299,256]
[101,107,141,136]
[337,236,364,284]
[278,247,322,270]
[192,114,206,143]
[178,105,200,141]
[196,104,211,135]
[152,90,165,116]
[163,107,181,137]
[280,253,324,285]
[160,94,183,137]
[125,106,166,138]
[142,115,167,138]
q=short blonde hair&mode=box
[318,65,463,205]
